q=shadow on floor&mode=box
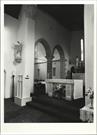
[4,96,84,123]
[4,98,65,123]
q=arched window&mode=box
[81,38,84,61]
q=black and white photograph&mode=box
[1,0,97,134]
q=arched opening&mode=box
[34,39,52,95]
[52,45,65,78]
[52,48,60,79]
[35,38,52,80]
[34,42,47,81]
[35,38,51,58]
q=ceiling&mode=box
[4,4,84,31]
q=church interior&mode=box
[4,4,94,123]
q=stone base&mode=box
[14,96,32,106]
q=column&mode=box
[14,5,37,106]
[46,56,53,79]
[84,5,94,105]
[60,56,65,78]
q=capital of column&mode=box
[45,55,54,61]
[61,56,65,59]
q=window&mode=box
[81,39,84,61]
[37,68,40,78]
[53,67,56,76]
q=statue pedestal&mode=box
[80,104,94,122]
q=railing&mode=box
[46,79,74,100]
[46,79,83,100]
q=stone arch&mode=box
[35,38,51,58]
[52,45,64,59]
[52,45,65,78]
[35,38,52,79]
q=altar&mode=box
[45,79,83,100]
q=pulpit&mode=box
[14,75,32,106]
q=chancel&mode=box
[4,4,94,123]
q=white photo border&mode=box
[1,0,97,134]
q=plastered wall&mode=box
[35,9,71,60]
[70,30,84,63]
[4,14,19,98]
